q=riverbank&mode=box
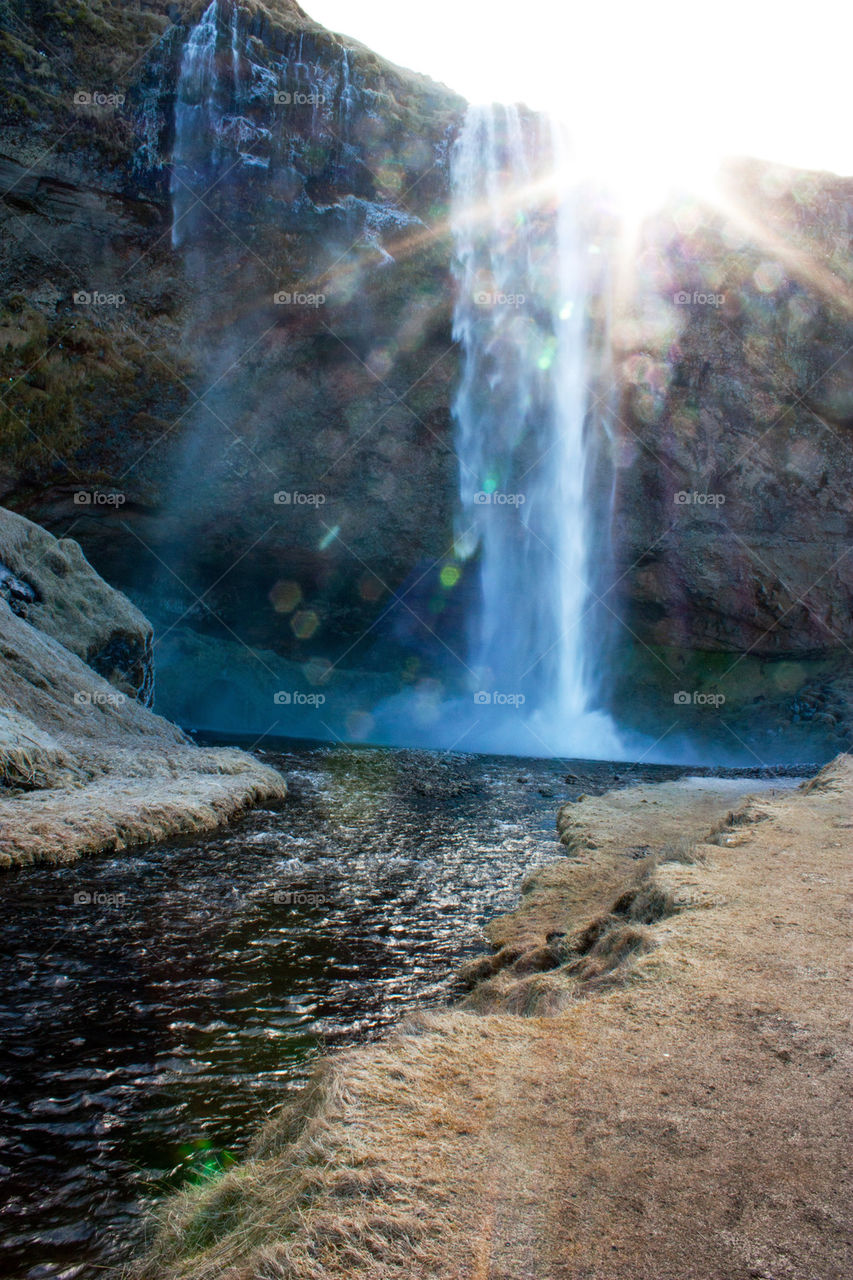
[0,508,286,866]
[133,753,852,1280]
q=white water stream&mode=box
[451,104,622,755]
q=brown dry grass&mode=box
[0,745,288,866]
[129,756,852,1280]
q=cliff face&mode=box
[1,0,466,675]
[1,0,851,742]
[613,160,853,661]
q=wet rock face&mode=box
[0,564,39,616]
[611,160,853,657]
[88,628,155,706]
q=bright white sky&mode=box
[305,0,851,201]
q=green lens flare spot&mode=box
[537,337,558,371]
[439,565,461,588]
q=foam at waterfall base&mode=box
[368,688,630,759]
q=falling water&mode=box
[167,10,621,756]
[451,104,622,756]
[170,3,359,246]
[338,49,356,128]
[170,0,242,247]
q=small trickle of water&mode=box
[170,0,225,247]
[338,48,356,129]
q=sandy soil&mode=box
[133,754,852,1280]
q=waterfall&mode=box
[170,0,242,247]
[451,104,622,756]
[170,3,358,247]
[166,8,623,758]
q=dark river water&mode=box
[0,741,807,1279]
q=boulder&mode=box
[0,506,286,867]
[0,506,154,701]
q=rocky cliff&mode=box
[0,0,465,683]
[614,160,853,657]
[605,161,853,750]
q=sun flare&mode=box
[307,0,851,214]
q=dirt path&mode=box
[135,757,852,1280]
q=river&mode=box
[0,741,803,1278]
